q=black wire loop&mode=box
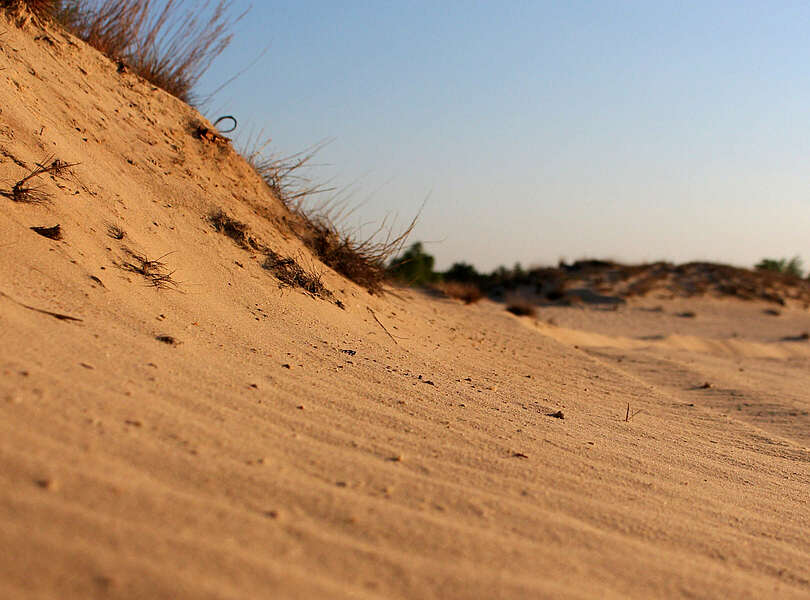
[212,115,237,134]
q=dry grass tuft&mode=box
[1,156,76,203]
[208,208,335,301]
[121,247,179,289]
[106,222,126,240]
[302,215,415,294]
[434,281,483,304]
[241,139,335,212]
[209,210,259,250]
[241,137,417,294]
[65,0,241,103]
[4,0,243,103]
[263,250,330,299]
[1,0,57,17]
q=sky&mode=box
[197,1,810,272]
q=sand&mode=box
[1,14,808,599]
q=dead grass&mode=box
[208,209,334,301]
[209,209,259,250]
[241,139,335,212]
[241,137,417,294]
[302,214,415,294]
[106,222,126,240]
[1,156,76,203]
[263,250,330,299]
[120,247,179,289]
[1,0,55,16]
[4,0,243,103]
[434,281,483,304]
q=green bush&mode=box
[755,256,803,278]
[388,242,438,286]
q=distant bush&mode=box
[444,262,480,283]
[755,256,803,278]
[388,242,438,286]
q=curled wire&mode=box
[213,115,237,134]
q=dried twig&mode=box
[367,306,398,345]
[0,290,82,322]
[625,403,644,422]
[2,156,77,203]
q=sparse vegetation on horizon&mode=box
[388,244,810,307]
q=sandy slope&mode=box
[1,14,809,599]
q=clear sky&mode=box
[198,1,810,272]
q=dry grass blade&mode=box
[367,306,398,345]
[241,137,335,212]
[624,403,644,422]
[0,289,82,322]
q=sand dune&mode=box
[1,13,809,599]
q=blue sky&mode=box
[199,1,810,271]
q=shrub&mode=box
[387,242,438,287]
[755,256,803,278]
[443,261,480,284]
